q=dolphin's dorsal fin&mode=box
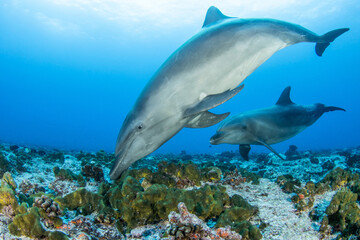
[202,6,231,28]
[276,86,294,106]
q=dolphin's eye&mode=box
[137,124,144,130]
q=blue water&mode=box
[1,1,359,155]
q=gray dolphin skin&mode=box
[210,87,346,160]
[110,6,349,179]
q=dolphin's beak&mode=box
[210,132,224,145]
[109,150,126,180]
[110,128,136,180]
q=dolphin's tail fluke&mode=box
[323,106,346,112]
[315,28,349,56]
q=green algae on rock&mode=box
[178,163,202,186]
[158,161,178,176]
[47,230,69,240]
[56,188,106,215]
[113,177,260,237]
[108,175,231,231]
[202,166,222,182]
[232,221,262,240]
[119,161,224,189]
[326,187,360,237]
[237,168,261,185]
[295,197,314,212]
[156,161,202,187]
[216,194,261,240]
[0,186,18,210]
[316,167,359,193]
[0,182,26,216]
[150,172,177,187]
[276,174,301,193]
[305,181,316,196]
[8,207,47,238]
[9,206,69,239]
[1,172,17,190]
[53,166,86,187]
[56,187,115,230]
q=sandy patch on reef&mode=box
[225,179,338,240]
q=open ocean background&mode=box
[0,0,359,155]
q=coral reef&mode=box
[1,143,360,239]
[81,164,104,182]
[285,145,301,160]
[346,153,360,169]
[43,151,65,164]
[76,150,115,169]
[19,179,46,196]
[0,152,10,178]
[33,195,62,218]
[167,202,243,239]
[9,145,19,152]
[222,168,260,186]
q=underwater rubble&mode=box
[0,143,359,239]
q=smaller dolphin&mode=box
[210,87,345,160]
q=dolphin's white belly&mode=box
[203,35,287,94]
[151,34,288,115]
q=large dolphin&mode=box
[110,6,349,179]
[210,86,346,160]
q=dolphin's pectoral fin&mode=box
[239,144,251,161]
[316,28,349,56]
[185,111,230,128]
[202,6,232,28]
[184,84,244,118]
[257,140,285,160]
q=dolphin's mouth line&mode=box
[117,137,134,162]
[116,129,136,154]
[210,132,225,144]
[111,135,136,178]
